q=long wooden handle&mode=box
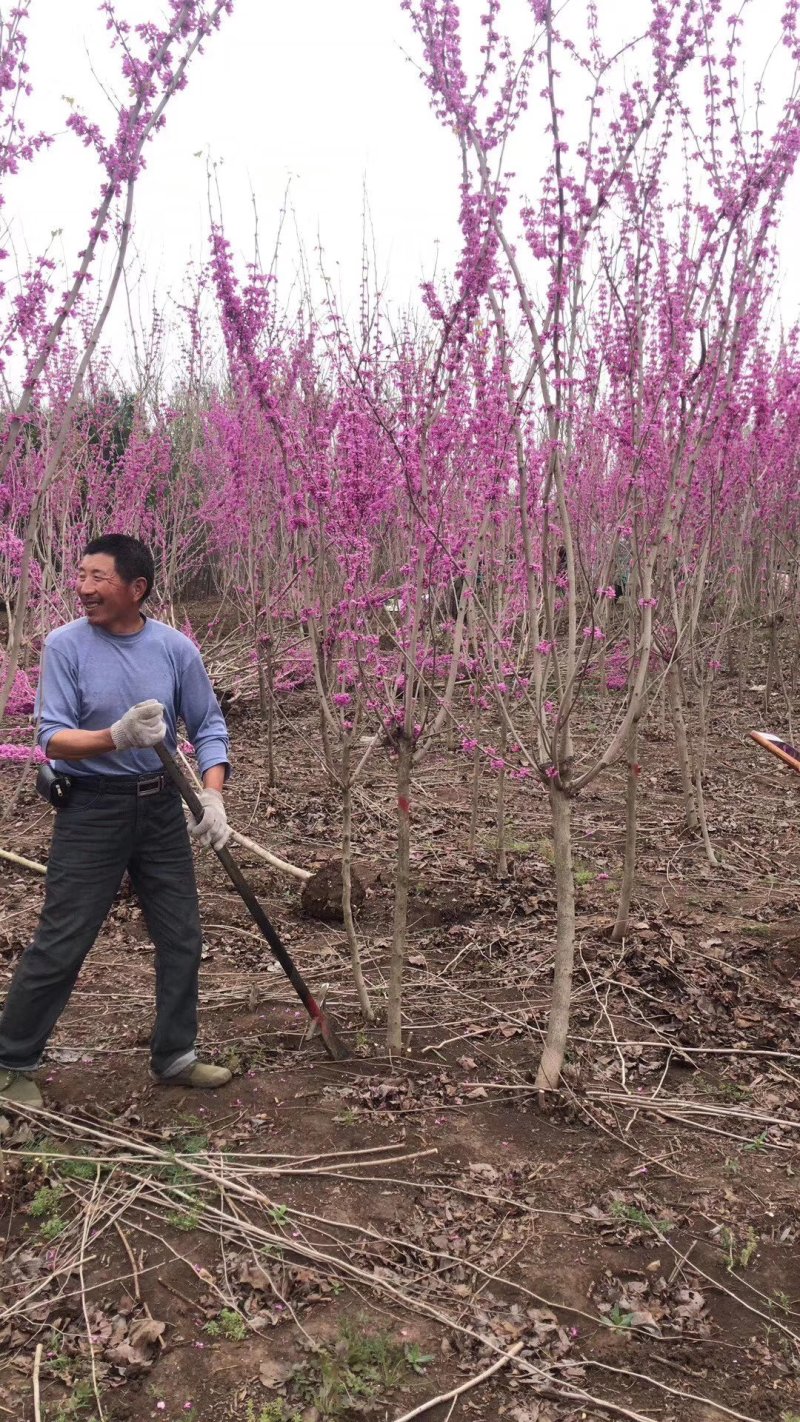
[152,743,348,1059]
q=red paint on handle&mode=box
[398,796,410,815]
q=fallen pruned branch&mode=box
[0,847,46,875]
[390,1339,525,1420]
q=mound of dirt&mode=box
[300,857,365,922]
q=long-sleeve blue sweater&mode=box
[37,616,230,779]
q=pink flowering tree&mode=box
[405,0,800,1085]
[0,0,233,718]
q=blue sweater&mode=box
[37,617,230,779]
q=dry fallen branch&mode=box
[0,846,46,875]
[389,1339,525,1421]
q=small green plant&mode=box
[289,1321,419,1417]
[268,1203,289,1225]
[698,1079,750,1103]
[771,1290,792,1315]
[205,1307,248,1342]
[178,1132,210,1155]
[30,1184,68,1240]
[610,1201,673,1235]
[40,1215,68,1241]
[606,1304,635,1330]
[332,1107,359,1126]
[575,866,594,886]
[58,1157,98,1182]
[166,1205,202,1232]
[780,1412,800,1422]
[744,1130,769,1152]
[30,1184,64,1217]
[52,1377,96,1420]
[245,1402,303,1422]
[403,1343,434,1375]
[719,1225,759,1271]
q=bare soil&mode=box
[1,664,798,1422]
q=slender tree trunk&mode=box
[667,663,698,832]
[611,723,639,940]
[764,616,778,716]
[341,760,373,1022]
[495,716,508,878]
[387,735,413,1054]
[468,748,481,856]
[535,784,575,1090]
[689,682,718,867]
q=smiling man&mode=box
[0,533,233,1106]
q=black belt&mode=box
[70,772,173,798]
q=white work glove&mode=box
[186,789,230,851]
[110,699,166,750]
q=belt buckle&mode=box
[137,774,163,798]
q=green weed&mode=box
[30,1184,64,1217]
[609,1201,673,1235]
[244,1403,303,1422]
[205,1308,248,1342]
[403,1343,434,1374]
[719,1225,759,1271]
[605,1304,635,1330]
[698,1079,751,1103]
[289,1320,422,1417]
[40,1215,68,1241]
[51,1378,97,1420]
[332,1107,359,1126]
[166,1205,202,1232]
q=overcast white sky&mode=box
[6,0,800,377]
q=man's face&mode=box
[76,553,145,630]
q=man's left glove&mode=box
[187,789,231,851]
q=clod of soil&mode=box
[300,857,365,921]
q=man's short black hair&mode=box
[83,534,155,600]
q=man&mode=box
[0,533,233,1106]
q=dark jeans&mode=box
[0,785,203,1077]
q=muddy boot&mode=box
[0,1070,43,1107]
[155,1062,232,1089]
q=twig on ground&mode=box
[0,847,46,874]
[389,1339,525,1421]
[32,1343,42,1422]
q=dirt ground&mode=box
[1,659,799,1422]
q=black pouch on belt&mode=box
[35,763,73,808]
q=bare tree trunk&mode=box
[341,760,373,1022]
[667,663,698,832]
[764,616,779,716]
[736,621,752,705]
[611,723,639,941]
[387,734,413,1054]
[468,694,481,855]
[688,683,718,868]
[535,784,575,1089]
[468,747,481,856]
[495,717,508,878]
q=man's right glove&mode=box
[186,789,230,851]
[110,699,167,750]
